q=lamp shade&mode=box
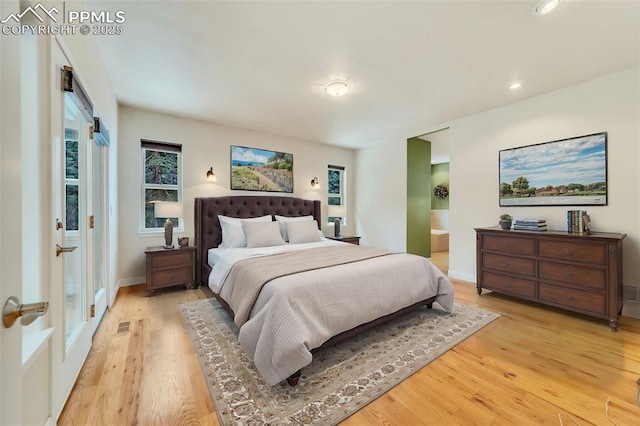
[327,205,346,218]
[154,201,183,219]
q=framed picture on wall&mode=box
[499,132,607,206]
[230,145,294,193]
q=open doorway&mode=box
[418,128,450,274]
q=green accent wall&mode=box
[431,162,450,210]
[407,138,431,257]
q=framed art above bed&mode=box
[230,145,293,193]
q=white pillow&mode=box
[274,215,314,241]
[285,220,322,244]
[243,221,286,248]
[218,215,272,248]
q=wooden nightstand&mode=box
[144,246,196,296]
[326,236,361,245]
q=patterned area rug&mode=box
[180,298,499,425]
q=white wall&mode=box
[117,106,355,283]
[355,139,407,252]
[357,67,640,318]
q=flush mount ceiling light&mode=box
[531,0,560,16]
[325,80,350,97]
[507,80,524,90]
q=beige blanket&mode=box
[223,245,394,327]
[216,244,455,386]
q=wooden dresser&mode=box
[475,227,625,331]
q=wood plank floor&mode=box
[59,262,640,425]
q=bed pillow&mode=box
[218,214,272,248]
[285,220,322,244]
[243,220,287,248]
[274,215,314,241]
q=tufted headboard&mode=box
[194,196,321,286]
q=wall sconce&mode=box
[310,176,320,189]
[206,167,217,183]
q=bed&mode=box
[194,196,454,386]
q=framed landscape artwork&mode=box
[499,132,607,206]
[230,145,293,193]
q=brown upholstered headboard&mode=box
[194,196,321,285]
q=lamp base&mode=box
[333,218,341,239]
[164,218,174,249]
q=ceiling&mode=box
[89,1,640,149]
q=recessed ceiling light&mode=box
[325,80,350,97]
[507,80,524,90]
[531,0,560,16]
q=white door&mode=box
[50,39,94,419]
[91,140,108,334]
[0,10,25,420]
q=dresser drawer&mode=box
[538,283,606,316]
[482,271,535,298]
[538,240,606,265]
[483,235,535,256]
[538,261,606,290]
[150,251,192,268]
[483,253,535,277]
[152,266,192,287]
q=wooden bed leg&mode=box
[426,303,433,309]
[286,370,301,386]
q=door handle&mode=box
[56,244,77,257]
[3,296,49,328]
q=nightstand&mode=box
[144,246,196,295]
[326,236,361,245]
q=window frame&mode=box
[140,140,183,233]
[327,164,346,226]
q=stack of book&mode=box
[513,219,547,231]
[567,210,591,234]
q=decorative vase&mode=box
[500,220,512,230]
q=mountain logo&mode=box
[1,3,59,24]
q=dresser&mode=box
[144,246,196,295]
[475,227,625,331]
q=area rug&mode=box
[179,298,499,425]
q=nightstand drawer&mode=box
[150,251,192,268]
[153,266,192,287]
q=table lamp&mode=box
[154,201,183,248]
[327,205,346,238]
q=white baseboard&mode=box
[622,301,640,319]
[448,270,476,283]
[117,276,145,287]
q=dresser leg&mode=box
[609,319,618,332]
[477,287,483,295]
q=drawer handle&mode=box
[566,295,574,302]
[504,262,511,268]
[505,281,511,287]
[565,272,572,278]
[563,248,573,255]
[169,274,176,280]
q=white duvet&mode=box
[207,241,455,386]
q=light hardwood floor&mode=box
[59,261,640,425]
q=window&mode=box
[141,140,182,231]
[327,165,346,224]
[65,129,80,231]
